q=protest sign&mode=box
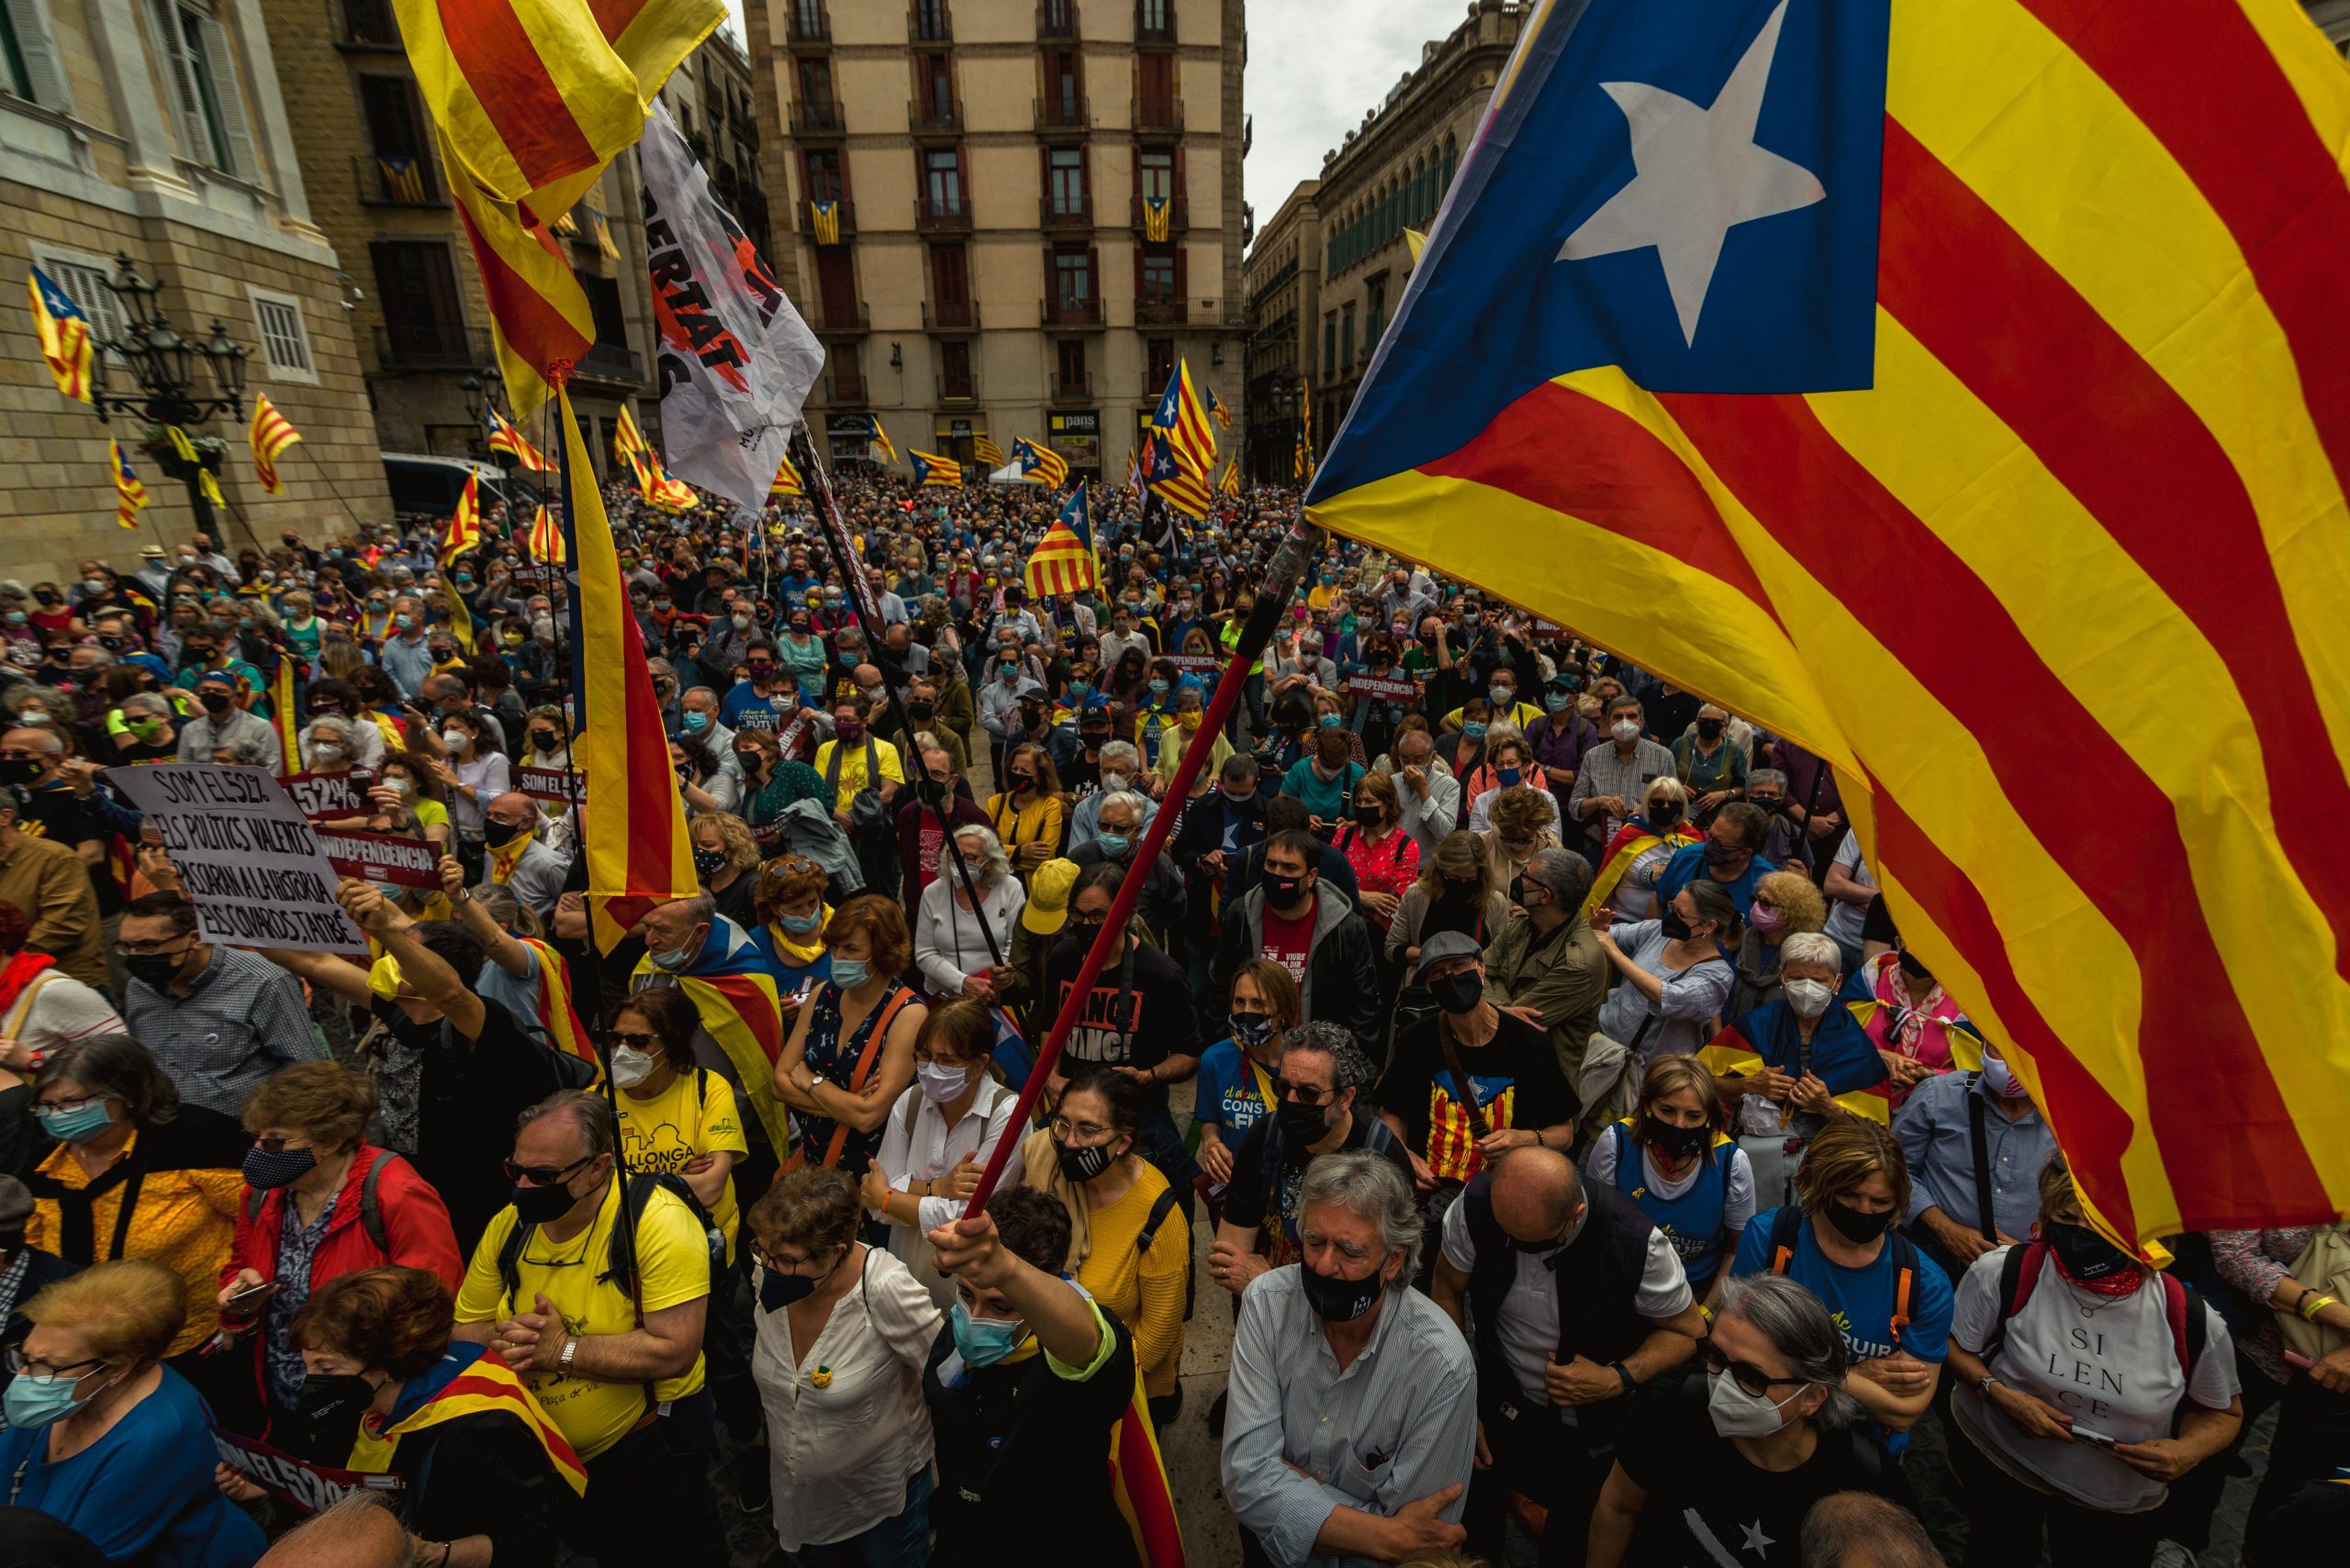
[319,829,441,890]
[517,766,578,804]
[213,1427,402,1515]
[281,768,377,822]
[1165,654,1220,674]
[1345,673,1421,702]
[104,765,368,953]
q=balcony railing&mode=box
[374,321,487,370]
[935,371,978,403]
[354,153,442,207]
[1039,194,1093,231]
[1130,192,1187,232]
[1037,0,1078,38]
[803,197,856,240]
[789,99,845,135]
[1136,297,1187,328]
[1035,94,1091,132]
[1135,1,1175,46]
[332,0,400,50]
[807,298,870,334]
[909,4,952,42]
[788,6,831,44]
[1131,95,1184,134]
[1041,295,1102,326]
[915,199,972,233]
[1051,371,1094,402]
[909,99,963,138]
[923,298,979,330]
[574,342,643,384]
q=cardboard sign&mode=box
[1345,673,1421,702]
[318,829,441,890]
[1164,654,1221,673]
[213,1427,403,1515]
[104,765,368,953]
[516,765,578,804]
[280,768,378,823]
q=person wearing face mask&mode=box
[984,740,1065,888]
[861,1000,1020,1310]
[722,639,814,739]
[103,689,183,764]
[476,789,566,921]
[1654,800,1777,922]
[427,713,510,883]
[1594,880,1740,1064]
[1460,733,1557,836]
[1569,695,1676,857]
[921,1186,1144,1566]
[744,1166,942,1563]
[605,988,744,1266]
[1149,682,1231,794]
[1586,1056,1758,1315]
[1279,722,1368,834]
[1672,701,1748,821]
[1190,961,1301,1209]
[776,895,927,1180]
[451,1091,724,1562]
[1889,1025,2062,1282]
[1726,868,1829,1017]
[1728,1120,1953,1456]
[1587,1274,1910,1568]
[368,751,453,856]
[0,1260,269,1566]
[1066,790,1184,942]
[686,812,761,928]
[1480,847,1610,1097]
[216,1062,463,1434]
[114,889,319,1117]
[173,668,275,766]
[1847,940,1984,1114]
[1941,1159,2242,1565]
[1212,825,1382,1047]
[1432,1142,1706,1565]
[1068,738,1154,849]
[1587,777,1698,924]
[1222,1149,1477,1567]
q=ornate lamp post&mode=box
[86,253,250,534]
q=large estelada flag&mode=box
[1024,484,1100,597]
[1147,362,1216,519]
[1012,437,1069,487]
[28,266,92,404]
[486,404,548,471]
[1306,0,2350,1245]
[630,916,789,1152]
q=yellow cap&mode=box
[1021,858,1080,935]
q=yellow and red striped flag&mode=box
[555,386,695,941]
[1307,0,2350,1247]
[973,435,1004,468]
[486,404,548,470]
[1217,459,1239,496]
[525,502,565,565]
[614,403,648,462]
[911,451,961,487]
[769,453,802,498]
[1024,486,1099,598]
[441,474,481,569]
[28,267,92,404]
[108,440,147,531]
[1146,362,1216,519]
[249,394,301,496]
[347,1349,588,1497]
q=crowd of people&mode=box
[0,468,2338,1568]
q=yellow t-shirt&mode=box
[25,1135,241,1358]
[811,736,906,810]
[455,1179,711,1461]
[411,798,451,836]
[1071,1165,1188,1400]
[616,1069,747,1261]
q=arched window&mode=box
[1442,134,1458,191]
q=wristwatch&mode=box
[1976,1372,2000,1395]
[1610,1360,1636,1394]
[558,1337,579,1374]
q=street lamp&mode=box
[460,363,509,459]
[86,252,251,534]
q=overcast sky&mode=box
[717,0,1475,230]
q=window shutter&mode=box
[149,0,213,165]
[194,8,258,179]
[1087,243,1099,302]
[1173,144,1186,201]
[1175,243,1187,308]
[4,0,73,112]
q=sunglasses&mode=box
[609,1031,659,1050]
[502,1152,595,1188]
[1701,1337,1812,1399]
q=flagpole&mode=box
[961,516,1324,1215]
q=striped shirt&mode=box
[1567,737,1677,843]
[125,945,321,1118]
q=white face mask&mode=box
[311,743,342,764]
[1784,978,1834,1019]
[609,1045,658,1088]
[1611,719,1641,744]
[1982,1057,2028,1099]
[442,728,467,752]
[917,1061,972,1103]
[1707,1365,1809,1438]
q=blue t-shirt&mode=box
[1654,843,1778,913]
[1192,1038,1279,1136]
[722,679,806,733]
[1730,1206,1953,1456]
[0,1368,268,1566]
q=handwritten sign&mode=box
[281,768,377,823]
[213,1427,403,1515]
[104,765,367,954]
[1344,673,1421,702]
[516,766,578,804]
[318,829,441,890]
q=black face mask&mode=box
[1824,1200,1896,1246]
[1054,1137,1117,1184]
[914,777,947,809]
[1275,1097,1330,1148]
[1658,906,1695,941]
[1298,1260,1383,1323]
[0,758,40,788]
[905,702,935,722]
[292,1372,375,1462]
[692,846,729,879]
[199,691,232,713]
[1897,948,1935,984]
[530,730,558,751]
[124,948,188,989]
[1265,874,1309,907]
[484,816,531,850]
[1428,969,1483,1016]
[1642,1115,1709,1161]
[760,1267,817,1313]
[511,1180,579,1227]
[2043,1221,2137,1282]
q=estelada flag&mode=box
[486,404,548,471]
[1024,484,1099,597]
[28,266,92,404]
[347,1343,587,1497]
[1305,0,2350,1245]
[911,451,961,487]
[249,394,301,496]
[629,917,789,1152]
[108,440,147,531]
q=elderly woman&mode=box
[1725,868,1827,1017]
[1846,942,1984,1111]
[912,824,1025,1002]
[428,710,509,878]
[1478,784,1562,901]
[1387,829,1510,970]
[372,748,453,855]
[1333,768,1418,941]
[1589,776,1699,923]
[748,1167,942,1564]
[218,1061,463,1433]
[1462,732,1558,834]
[109,689,182,760]
[750,854,835,1018]
[689,811,762,929]
[1594,879,1740,1062]
[20,1036,251,1425]
[1587,1274,1908,1568]
[776,896,927,1178]
[1586,1055,1755,1308]
[0,1260,268,1566]
[1945,1159,2243,1565]
[1069,789,1184,942]
[1705,929,1886,1208]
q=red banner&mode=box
[213,1426,403,1515]
[318,829,441,890]
[1345,673,1421,701]
[517,765,578,803]
[280,769,378,822]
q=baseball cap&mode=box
[1022,858,1079,935]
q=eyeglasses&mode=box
[1700,1337,1812,1398]
[609,1031,659,1050]
[502,1153,595,1188]
[115,937,193,958]
[4,1346,105,1379]
[1048,1116,1112,1142]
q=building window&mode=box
[924,148,962,215]
[1340,308,1355,372]
[151,0,255,179]
[1049,50,1080,118]
[2,0,71,110]
[798,59,833,108]
[918,51,952,118]
[913,0,948,41]
[1053,244,1091,307]
[1048,147,1085,215]
[804,148,844,203]
[370,241,466,363]
[1322,316,1335,378]
[940,339,973,399]
[1137,149,1172,202]
[1365,276,1385,352]
[1147,337,1174,389]
[1140,251,1175,305]
[578,271,627,346]
[1139,0,1169,33]
[247,287,317,383]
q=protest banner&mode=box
[1345,673,1422,702]
[104,765,368,953]
[319,829,441,890]
[1165,654,1221,674]
[280,768,377,822]
[517,765,578,804]
[213,1427,403,1515]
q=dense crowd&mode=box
[0,469,2337,1568]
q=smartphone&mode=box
[222,1280,279,1316]
[2071,1425,2118,1450]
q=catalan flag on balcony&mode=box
[1294,375,1315,481]
[973,435,1004,468]
[28,266,93,405]
[862,414,898,464]
[486,404,549,471]
[911,451,960,487]
[1141,194,1171,243]
[552,207,580,237]
[248,395,302,497]
[770,452,802,498]
[109,440,147,530]
[525,502,565,565]
[379,155,427,202]
[1012,438,1068,487]
[810,198,841,246]
[1024,484,1099,597]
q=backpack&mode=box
[1766,1205,1920,1349]
[244,1150,401,1253]
[2277,1224,2350,1362]
[1978,1241,2209,1400]
[495,1169,724,1311]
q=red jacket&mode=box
[222,1142,464,1299]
